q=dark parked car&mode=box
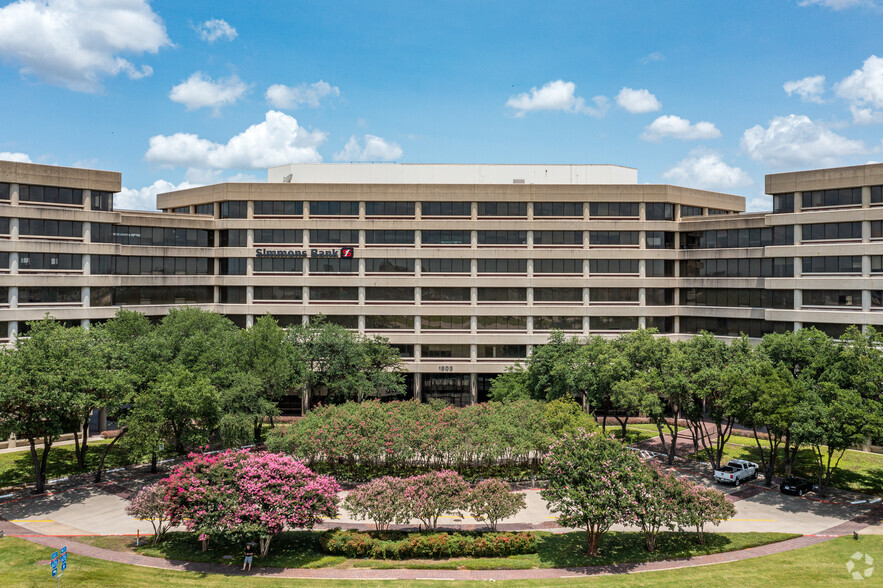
[780,476,813,496]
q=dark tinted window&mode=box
[422,258,470,273]
[219,201,247,218]
[589,259,639,274]
[589,231,638,245]
[533,316,583,330]
[478,202,527,216]
[773,193,794,214]
[309,286,358,300]
[590,202,638,217]
[681,205,702,217]
[592,316,639,331]
[18,252,81,270]
[477,259,527,273]
[422,316,471,329]
[91,286,212,306]
[254,229,302,244]
[534,231,582,245]
[366,202,414,216]
[220,229,248,247]
[422,230,471,245]
[365,230,414,244]
[646,231,675,249]
[590,288,639,302]
[422,201,471,216]
[477,287,526,302]
[309,258,357,273]
[254,201,303,215]
[365,258,414,273]
[366,315,414,329]
[310,229,358,244]
[645,203,674,220]
[802,188,861,209]
[534,259,582,274]
[422,287,471,301]
[477,230,527,245]
[18,287,81,303]
[477,316,527,330]
[801,256,862,273]
[534,287,582,302]
[803,290,861,307]
[802,222,862,241]
[19,219,82,238]
[534,202,582,217]
[254,257,303,273]
[365,287,414,301]
[310,201,358,215]
[19,185,83,205]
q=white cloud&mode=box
[615,87,661,113]
[333,135,402,162]
[0,0,169,92]
[266,81,340,109]
[169,72,249,112]
[145,110,327,169]
[116,179,199,211]
[0,151,32,163]
[641,52,665,64]
[747,194,773,212]
[741,114,867,168]
[662,149,753,190]
[799,0,876,8]
[835,55,883,123]
[505,80,609,117]
[641,115,721,141]
[784,75,826,103]
[194,18,237,42]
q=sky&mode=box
[0,0,882,211]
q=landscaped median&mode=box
[68,530,800,570]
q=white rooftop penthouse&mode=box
[267,163,638,185]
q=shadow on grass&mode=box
[0,441,135,489]
[136,531,344,569]
[533,531,798,568]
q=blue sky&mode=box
[0,0,882,210]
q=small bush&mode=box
[467,478,526,531]
[344,476,411,530]
[319,529,537,559]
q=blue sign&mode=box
[61,553,67,563]
[51,560,57,569]
[61,562,67,572]
[60,546,67,554]
[51,551,58,560]
[51,568,57,578]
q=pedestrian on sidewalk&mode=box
[242,542,255,571]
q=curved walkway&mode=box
[0,515,872,581]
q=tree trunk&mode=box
[77,418,89,469]
[259,535,273,558]
[150,451,158,474]
[94,428,125,483]
[586,526,601,557]
[29,438,46,494]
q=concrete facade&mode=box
[2,161,881,407]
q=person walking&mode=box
[242,542,255,571]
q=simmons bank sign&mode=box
[255,247,354,259]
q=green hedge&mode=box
[319,529,537,559]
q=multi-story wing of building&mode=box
[2,160,881,409]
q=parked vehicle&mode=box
[713,459,759,486]
[780,476,814,496]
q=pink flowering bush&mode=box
[403,470,471,530]
[344,476,412,531]
[161,449,340,557]
[632,466,687,552]
[676,481,735,544]
[466,479,526,532]
[126,483,171,544]
[540,429,646,556]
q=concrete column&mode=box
[414,258,422,278]
[246,200,254,220]
[673,315,680,334]
[794,192,803,213]
[247,285,254,304]
[526,286,533,304]
[358,230,365,247]
[83,189,92,211]
[794,289,802,309]
[358,286,365,304]
[470,373,478,405]
[415,286,421,304]
[82,254,90,275]
[863,221,872,243]
[470,287,477,306]
[526,315,533,334]
[10,183,19,205]
[246,257,254,276]
[863,185,872,208]
[415,229,422,248]
[10,217,19,240]
[82,286,90,307]
[526,258,533,278]
[863,255,871,278]
[470,315,477,335]
[639,202,646,222]
[639,316,647,329]
[9,286,18,308]
[415,201,422,221]
[82,221,91,243]
[862,290,871,312]
[527,230,534,248]
[471,258,477,278]
[81,319,90,328]
[358,314,365,333]
[359,200,366,220]
[414,372,422,401]
[639,259,646,278]
[8,321,18,342]
[213,286,220,304]
[639,230,646,249]
[247,228,254,248]
[470,230,477,248]
[639,287,646,306]
[302,286,309,303]
[471,201,478,221]
[9,252,18,274]
[358,257,365,278]
[303,201,310,220]
[246,315,254,328]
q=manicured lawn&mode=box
[1,535,880,586]
[0,440,139,490]
[72,530,798,570]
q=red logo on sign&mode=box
[341,247,354,258]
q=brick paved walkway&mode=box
[0,514,860,581]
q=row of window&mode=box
[774,187,871,213]
[91,286,214,306]
[210,200,705,219]
[0,185,112,209]
[19,219,83,238]
[681,258,794,278]
[92,255,213,275]
[680,288,794,309]
[681,227,794,249]
[94,224,215,247]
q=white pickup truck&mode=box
[713,459,759,486]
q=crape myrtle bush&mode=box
[319,529,536,559]
[266,398,595,481]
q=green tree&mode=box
[288,316,405,405]
[609,329,671,438]
[0,318,95,493]
[639,342,691,464]
[792,383,883,496]
[726,352,802,486]
[540,429,645,556]
[488,363,529,401]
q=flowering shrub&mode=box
[126,483,171,544]
[633,467,686,552]
[319,529,537,559]
[265,399,560,481]
[540,429,645,556]
[466,479,526,531]
[676,481,735,544]
[344,476,412,531]
[161,449,340,557]
[404,470,471,530]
